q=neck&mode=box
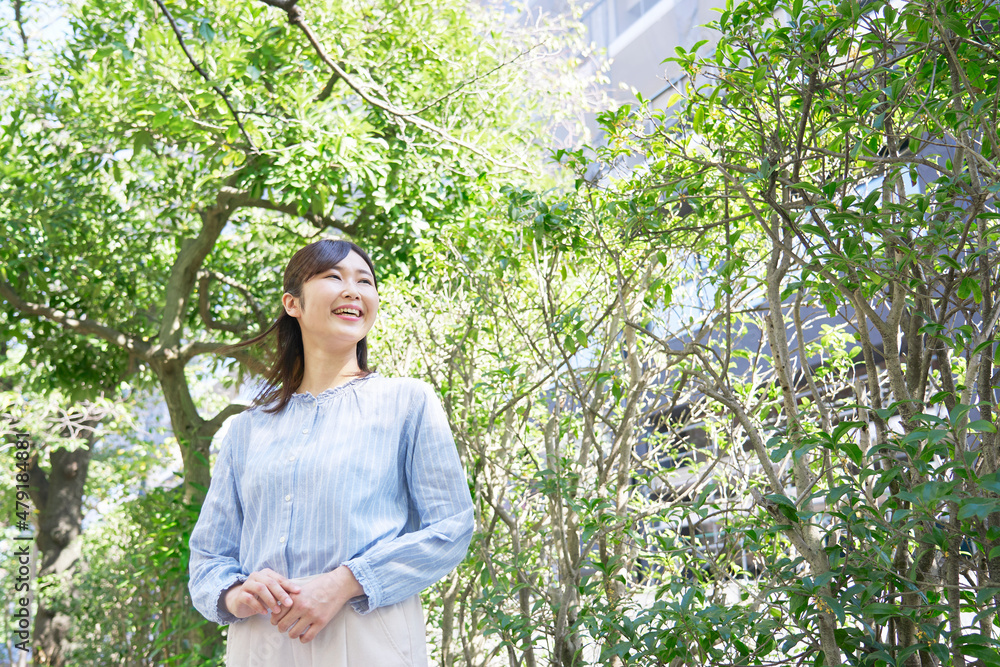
[296,345,364,395]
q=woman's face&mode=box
[283,250,379,352]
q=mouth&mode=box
[332,306,363,319]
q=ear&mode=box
[282,292,300,317]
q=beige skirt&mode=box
[225,574,428,667]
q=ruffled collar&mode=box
[290,372,378,402]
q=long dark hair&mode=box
[223,239,378,415]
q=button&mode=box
[279,536,286,543]
[285,494,292,501]
[302,428,309,434]
[288,455,296,462]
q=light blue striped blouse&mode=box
[188,373,474,625]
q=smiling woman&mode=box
[188,239,474,666]
[281,248,380,385]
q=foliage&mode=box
[0,0,592,483]
[2,0,597,661]
[67,485,219,666]
[7,0,999,664]
[571,0,999,664]
[373,0,1000,665]
[369,178,686,665]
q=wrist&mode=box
[326,565,364,601]
[222,582,242,615]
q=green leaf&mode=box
[92,45,115,61]
[968,420,997,433]
[840,441,863,465]
[151,111,172,129]
[980,473,1000,494]
[958,498,1000,521]
[199,19,215,43]
[765,494,800,521]
[957,276,982,302]
[132,130,154,156]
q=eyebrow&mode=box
[326,266,374,279]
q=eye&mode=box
[360,278,373,285]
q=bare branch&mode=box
[158,184,254,350]
[48,403,118,441]
[405,45,543,117]
[315,71,342,102]
[13,0,29,61]
[197,273,246,334]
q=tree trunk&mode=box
[28,422,96,667]
[152,356,230,660]
[155,357,214,507]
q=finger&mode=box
[276,576,301,595]
[278,613,301,634]
[240,590,268,616]
[267,581,295,608]
[270,604,289,625]
[247,582,281,613]
[300,624,320,643]
[250,569,286,591]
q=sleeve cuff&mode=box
[213,573,249,626]
[343,557,382,615]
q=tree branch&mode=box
[196,402,248,439]
[13,0,29,61]
[49,403,117,441]
[198,269,270,332]
[197,273,246,334]
[158,185,252,351]
[260,0,528,172]
[218,186,353,234]
[153,0,256,151]
[179,341,269,376]
[405,45,542,117]
[0,281,151,357]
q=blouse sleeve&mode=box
[188,410,249,626]
[343,382,474,614]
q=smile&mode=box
[333,307,363,318]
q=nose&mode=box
[341,281,361,298]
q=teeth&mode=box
[334,308,361,316]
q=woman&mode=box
[188,239,474,666]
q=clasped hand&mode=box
[224,566,362,643]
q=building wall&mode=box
[584,0,719,110]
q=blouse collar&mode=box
[290,372,378,403]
